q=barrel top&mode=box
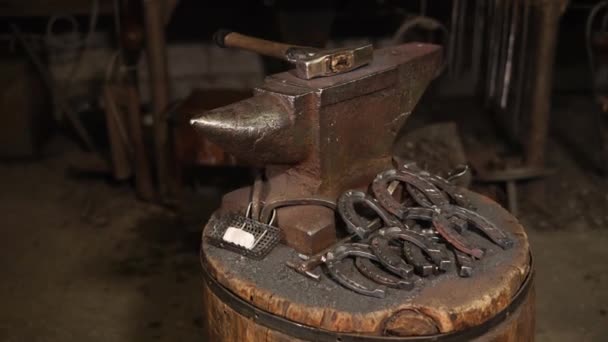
[201,191,530,336]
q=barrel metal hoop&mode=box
[200,252,534,342]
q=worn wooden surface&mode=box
[201,192,534,340]
[201,278,535,342]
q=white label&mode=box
[222,227,255,249]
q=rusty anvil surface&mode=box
[189,43,442,255]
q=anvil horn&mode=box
[189,93,310,165]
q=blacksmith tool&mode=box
[189,42,441,254]
[213,30,373,79]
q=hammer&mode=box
[213,30,373,79]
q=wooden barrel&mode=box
[200,192,534,341]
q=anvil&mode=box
[189,43,442,254]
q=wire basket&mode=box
[206,214,281,260]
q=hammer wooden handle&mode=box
[213,30,302,60]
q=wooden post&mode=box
[143,0,171,199]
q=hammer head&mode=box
[285,44,373,79]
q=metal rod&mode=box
[496,0,512,107]
[448,0,460,77]
[486,0,501,103]
[513,0,531,136]
[506,180,518,216]
[500,0,521,109]
[471,0,485,86]
[251,169,264,221]
[454,0,467,77]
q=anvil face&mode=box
[190,43,442,254]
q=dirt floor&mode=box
[520,144,608,342]
[0,100,607,341]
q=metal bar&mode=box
[506,180,518,216]
[455,0,468,77]
[496,0,512,107]
[448,0,460,77]
[513,0,531,137]
[500,0,521,109]
[487,0,501,103]
[471,0,485,86]
[250,169,264,221]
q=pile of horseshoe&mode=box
[290,161,515,298]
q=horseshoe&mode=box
[324,243,386,298]
[378,227,450,269]
[402,241,436,277]
[432,209,484,258]
[369,236,414,279]
[449,215,469,233]
[401,205,511,252]
[337,190,403,238]
[393,159,472,208]
[433,243,453,272]
[424,174,470,208]
[400,162,471,208]
[444,205,514,249]
[453,249,474,277]
[355,257,415,290]
[402,207,434,221]
[372,169,449,217]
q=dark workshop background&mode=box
[0,0,607,341]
